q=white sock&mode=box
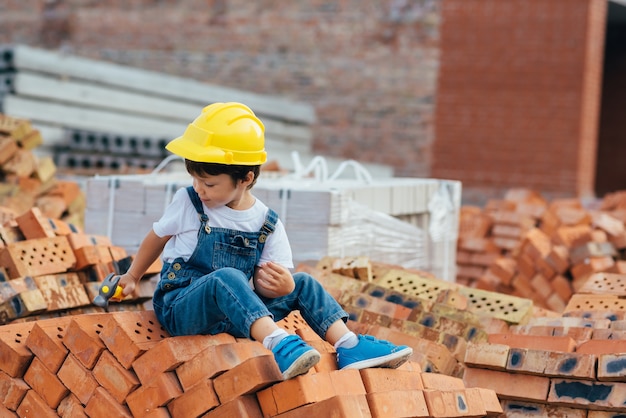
[263,329,289,351]
[334,331,358,350]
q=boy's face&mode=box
[191,173,249,209]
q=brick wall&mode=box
[432,0,607,202]
[0,0,439,179]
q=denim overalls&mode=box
[152,186,348,340]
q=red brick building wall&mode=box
[0,0,439,180]
[432,0,608,202]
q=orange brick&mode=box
[421,372,465,390]
[203,395,264,418]
[23,357,68,409]
[16,390,58,418]
[98,311,169,369]
[92,350,140,403]
[329,369,367,396]
[366,390,429,418]
[463,342,509,370]
[57,353,100,405]
[132,334,234,385]
[463,367,550,402]
[25,317,71,374]
[577,339,626,356]
[546,245,570,274]
[547,378,626,410]
[359,368,423,393]
[213,354,283,404]
[0,236,76,278]
[0,322,35,377]
[423,388,486,417]
[73,246,101,270]
[0,370,29,411]
[166,378,220,418]
[125,372,183,417]
[257,371,336,417]
[14,207,56,240]
[473,387,503,416]
[62,314,108,369]
[488,333,576,352]
[274,394,372,418]
[501,399,585,418]
[84,387,132,418]
[598,353,626,381]
[57,394,87,418]
[175,341,268,391]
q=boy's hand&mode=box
[253,262,295,298]
[114,272,139,300]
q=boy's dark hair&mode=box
[185,159,261,189]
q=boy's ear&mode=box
[243,170,255,185]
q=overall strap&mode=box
[186,186,209,223]
[258,208,278,243]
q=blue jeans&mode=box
[152,187,348,340]
[152,266,348,339]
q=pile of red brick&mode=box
[0,205,158,325]
[0,305,504,417]
[0,114,83,225]
[456,188,626,312]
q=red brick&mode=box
[0,371,29,411]
[23,357,68,409]
[175,341,270,390]
[366,390,429,418]
[0,322,34,377]
[25,317,71,373]
[132,334,234,385]
[140,407,171,418]
[257,371,336,416]
[423,388,486,417]
[501,399,585,418]
[463,367,550,402]
[92,350,140,403]
[98,311,170,369]
[62,314,108,369]
[84,387,132,418]
[359,368,423,393]
[421,372,465,390]
[56,394,87,418]
[166,378,220,418]
[203,395,264,418]
[473,387,503,416]
[0,403,18,418]
[577,339,626,355]
[547,378,626,410]
[213,354,283,404]
[329,369,366,396]
[125,372,183,417]
[488,333,576,352]
[15,390,58,418]
[275,394,372,418]
[57,353,100,405]
[14,207,56,240]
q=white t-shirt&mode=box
[153,187,294,268]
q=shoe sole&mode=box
[282,349,321,380]
[340,347,413,370]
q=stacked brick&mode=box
[0,307,503,417]
[456,188,626,313]
[0,205,157,325]
[0,113,86,227]
[461,271,626,416]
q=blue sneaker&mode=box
[272,335,321,380]
[337,335,413,370]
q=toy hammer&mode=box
[93,273,124,308]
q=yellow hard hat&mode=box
[166,102,267,165]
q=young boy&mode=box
[116,102,413,379]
